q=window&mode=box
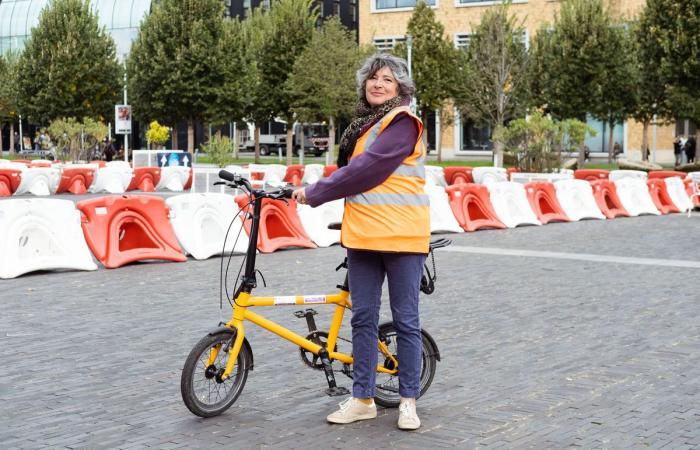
[460,117,493,151]
[350,0,357,22]
[675,119,697,137]
[373,36,406,51]
[333,0,340,15]
[375,0,436,10]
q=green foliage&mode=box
[127,0,235,150]
[394,1,459,114]
[639,0,700,124]
[453,2,528,130]
[16,0,121,124]
[493,111,594,172]
[0,52,20,121]
[146,121,170,148]
[48,117,108,162]
[247,0,318,125]
[200,135,233,168]
[285,17,364,124]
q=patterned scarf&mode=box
[337,95,407,167]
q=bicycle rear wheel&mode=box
[181,330,250,417]
[374,323,438,408]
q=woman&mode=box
[292,53,430,430]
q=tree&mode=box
[285,17,366,164]
[630,18,672,161]
[0,52,20,154]
[531,0,632,164]
[640,0,700,162]
[452,2,528,167]
[128,0,232,153]
[16,0,121,125]
[247,0,318,165]
[48,117,107,162]
[394,1,459,162]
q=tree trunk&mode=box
[420,109,429,159]
[286,125,293,166]
[327,116,335,165]
[493,141,505,168]
[436,108,442,164]
[641,120,650,161]
[9,122,15,155]
[298,124,305,166]
[254,124,260,164]
[608,120,615,164]
[171,124,178,150]
[187,119,194,153]
[0,122,3,155]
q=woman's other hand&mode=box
[292,187,307,204]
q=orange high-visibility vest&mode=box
[341,106,430,253]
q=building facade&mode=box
[359,0,682,164]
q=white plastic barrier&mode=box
[296,199,344,247]
[0,199,97,278]
[510,171,574,184]
[89,165,133,193]
[609,169,647,182]
[554,179,606,221]
[263,164,287,186]
[302,164,324,185]
[156,166,190,191]
[424,165,447,187]
[166,193,249,260]
[472,167,508,185]
[487,181,541,228]
[223,164,250,179]
[425,184,463,233]
[613,177,660,216]
[14,166,60,196]
[664,176,693,213]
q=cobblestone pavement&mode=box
[1,211,699,449]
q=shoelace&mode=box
[338,397,354,411]
[399,402,415,416]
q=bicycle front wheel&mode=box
[374,323,438,408]
[181,331,250,417]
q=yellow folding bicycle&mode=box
[180,170,450,417]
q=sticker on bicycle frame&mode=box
[303,295,326,304]
[274,296,297,305]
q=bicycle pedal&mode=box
[294,310,305,318]
[304,308,318,316]
[325,386,350,397]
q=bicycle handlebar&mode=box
[218,169,294,200]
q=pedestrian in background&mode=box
[684,135,696,164]
[292,53,429,431]
[674,136,683,167]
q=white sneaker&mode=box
[327,397,377,424]
[398,400,421,430]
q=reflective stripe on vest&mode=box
[341,105,430,254]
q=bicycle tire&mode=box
[181,331,250,417]
[374,323,438,408]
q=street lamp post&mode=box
[406,34,416,114]
[123,66,129,162]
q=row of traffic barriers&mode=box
[1,166,699,279]
[0,159,193,196]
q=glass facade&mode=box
[376,0,435,9]
[0,0,151,57]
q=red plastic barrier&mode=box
[647,170,687,180]
[323,165,338,178]
[574,169,609,182]
[590,180,629,218]
[89,160,107,168]
[234,194,316,253]
[77,195,186,268]
[443,167,473,185]
[55,167,96,194]
[183,167,193,190]
[284,164,304,186]
[685,178,700,206]
[445,184,506,232]
[30,161,52,168]
[0,168,22,197]
[525,182,570,224]
[646,178,680,214]
[128,167,161,192]
[506,167,519,180]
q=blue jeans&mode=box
[347,249,426,399]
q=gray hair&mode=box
[356,53,415,101]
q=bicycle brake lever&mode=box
[213,181,226,186]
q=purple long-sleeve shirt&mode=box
[305,113,419,207]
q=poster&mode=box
[115,105,132,134]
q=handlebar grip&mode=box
[218,169,235,182]
[281,188,295,199]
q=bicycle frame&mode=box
[217,192,397,380]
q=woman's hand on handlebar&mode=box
[292,188,307,205]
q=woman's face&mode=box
[365,66,399,107]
